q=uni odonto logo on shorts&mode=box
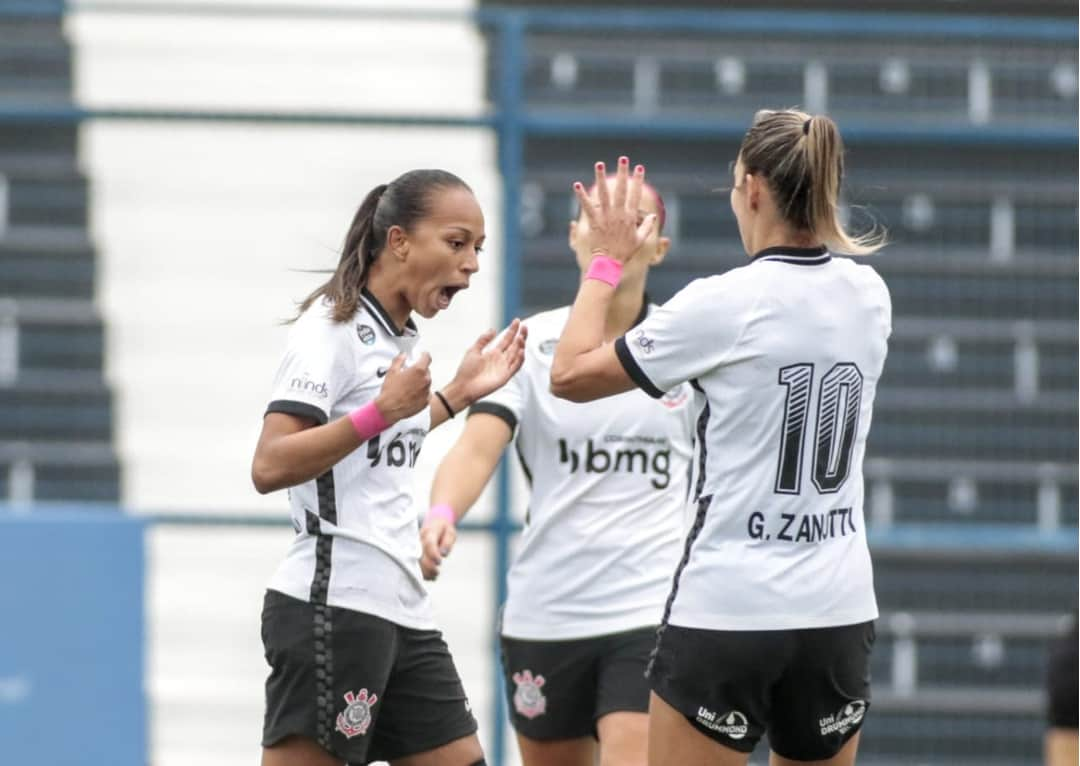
[511,670,547,719]
[696,707,749,740]
[336,688,378,738]
[819,699,867,737]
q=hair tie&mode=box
[803,118,812,135]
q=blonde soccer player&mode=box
[552,110,890,766]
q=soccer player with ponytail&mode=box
[252,169,525,766]
[551,110,890,766]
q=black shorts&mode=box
[261,590,478,764]
[1046,616,1079,729]
[648,621,875,760]
[500,626,655,741]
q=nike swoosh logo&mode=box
[376,367,389,378]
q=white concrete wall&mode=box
[69,0,503,517]
[68,3,527,763]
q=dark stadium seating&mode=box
[0,231,98,298]
[0,19,72,107]
[0,16,120,505]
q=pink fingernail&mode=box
[595,161,604,170]
[635,164,645,174]
[619,156,629,165]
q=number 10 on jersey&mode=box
[775,363,864,495]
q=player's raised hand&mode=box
[572,156,657,265]
[448,319,528,406]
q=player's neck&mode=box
[749,223,820,255]
[363,267,411,331]
[604,286,646,342]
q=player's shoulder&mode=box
[830,253,884,280]
[522,305,570,332]
[666,266,763,311]
[521,305,571,357]
[290,297,364,346]
[831,256,891,301]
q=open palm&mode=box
[453,319,528,403]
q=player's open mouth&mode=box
[437,284,465,310]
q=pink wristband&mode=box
[585,254,623,287]
[348,401,390,442]
[425,503,456,526]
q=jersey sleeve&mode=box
[614,276,751,398]
[468,356,527,434]
[265,313,355,424]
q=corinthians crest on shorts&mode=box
[336,688,378,738]
[511,669,547,719]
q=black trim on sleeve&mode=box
[468,401,518,433]
[614,336,665,399]
[265,399,329,425]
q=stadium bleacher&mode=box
[489,6,1078,765]
[0,13,120,506]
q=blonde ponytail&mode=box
[740,109,886,255]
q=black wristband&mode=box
[435,390,456,418]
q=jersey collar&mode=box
[751,245,831,266]
[361,287,418,338]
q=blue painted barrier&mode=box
[0,511,145,765]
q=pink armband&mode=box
[585,254,623,287]
[348,401,390,442]
[425,503,456,526]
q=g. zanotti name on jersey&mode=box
[746,508,857,543]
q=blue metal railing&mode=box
[1,4,1077,764]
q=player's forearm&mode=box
[550,279,614,399]
[429,431,505,520]
[252,418,361,493]
[427,380,469,431]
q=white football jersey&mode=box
[615,247,891,631]
[264,292,435,630]
[475,304,696,640]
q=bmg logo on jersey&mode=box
[558,436,671,489]
[367,428,424,469]
[289,375,328,399]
